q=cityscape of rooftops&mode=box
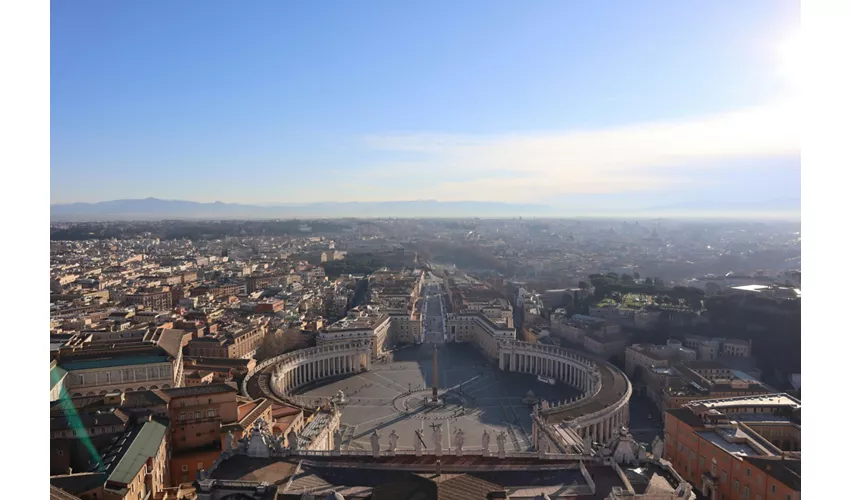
[47,2,802,500]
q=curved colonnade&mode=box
[242,338,630,446]
[498,341,631,444]
[242,340,372,405]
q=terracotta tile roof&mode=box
[163,382,237,398]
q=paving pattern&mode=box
[295,342,583,452]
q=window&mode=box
[57,450,64,456]
[182,465,188,472]
[179,413,186,421]
[207,409,215,418]
[772,485,777,493]
[744,486,750,498]
[700,456,705,467]
[746,468,751,477]
[734,480,739,491]
[197,462,203,470]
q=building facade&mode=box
[663,394,801,500]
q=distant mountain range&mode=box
[50,196,801,221]
[644,197,800,213]
[50,198,553,221]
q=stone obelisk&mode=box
[432,344,439,402]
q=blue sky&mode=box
[51,0,800,209]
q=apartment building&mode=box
[446,311,515,360]
[319,310,392,358]
[625,340,697,378]
[682,335,752,361]
[659,362,774,412]
[56,328,185,396]
[166,384,240,485]
[246,274,278,293]
[549,313,620,344]
[664,394,801,500]
[49,416,171,500]
[185,321,268,360]
[124,287,173,311]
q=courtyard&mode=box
[294,342,583,452]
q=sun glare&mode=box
[776,31,803,89]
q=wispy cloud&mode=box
[358,99,799,203]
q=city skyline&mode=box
[51,1,800,214]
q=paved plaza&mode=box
[295,342,583,452]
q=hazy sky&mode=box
[51,1,800,208]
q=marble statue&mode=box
[538,436,549,458]
[414,430,424,456]
[496,431,507,458]
[288,429,299,451]
[225,430,234,452]
[454,428,465,456]
[271,434,284,454]
[432,424,443,456]
[388,430,399,454]
[370,430,381,458]
[333,429,342,454]
[651,435,665,460]
[481,430,490,456]
[582,434,593,455]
